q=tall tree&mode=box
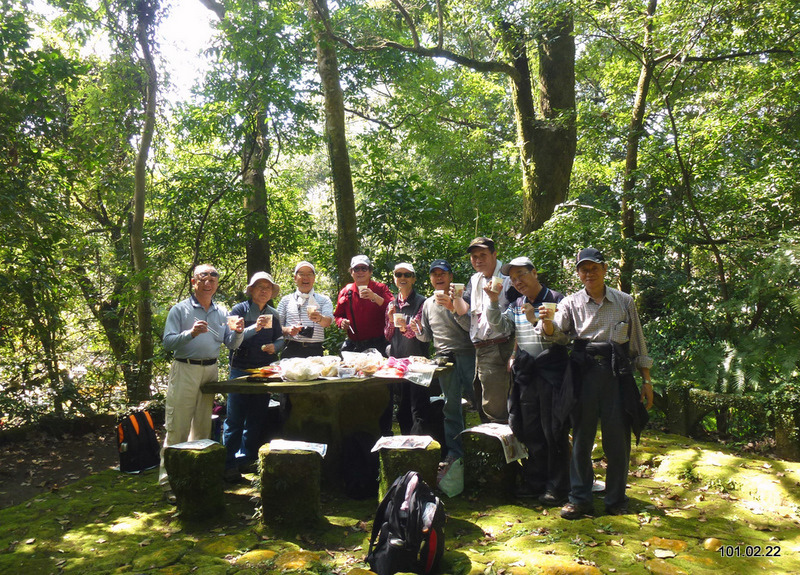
[308,0,358,287]
[315,0,576,233]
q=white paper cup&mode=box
[542,302,557,316]
[491,276,503,292]
[227,315,241,330]
[358,285,369,298]
[452,283,465,298]
[393,313,406,328]
[434,289,445,297]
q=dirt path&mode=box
[0,431,122,509]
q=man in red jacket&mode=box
[334,255,394,353]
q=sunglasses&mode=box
[196,271,219,280]
[394,272,414,278]
[352,266,370,272]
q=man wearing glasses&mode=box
[159,264,244,502]
[277,261,334,359]
[334,255,393,353]
[485,257,569,502]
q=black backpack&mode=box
[366,471,446,575]
[117,410,160,473]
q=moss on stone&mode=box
[163,441,226,521]
[259,445,322,526]
[377,439,441,500]
[462,432,518,497]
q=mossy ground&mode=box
[2,430,800,574]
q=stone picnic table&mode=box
[200,365,452,486]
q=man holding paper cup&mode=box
[333,255,393,353]
[277,261,333,359]
[452,237,515,423]
[539,247,653,519]
[484,257,569,502]
[223,271,284,482]
[159,264,244,500]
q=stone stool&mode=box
[462,428,519,497]
[259,441,323,526]
[163,439,226,520]
[375,435,441,500]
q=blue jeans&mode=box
[439,352,476,458]
[223,367,271,470]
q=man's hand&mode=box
[232,317,244,333]
[483,284,499,303]
[522,303,538,324]
[284,325,303,337]
[340,318,352,333]
[190,320,208,338]
[641,381,654,410]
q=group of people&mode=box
[159,237,654,519]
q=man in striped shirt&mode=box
[485,257,569,502]
[277,261,333,358]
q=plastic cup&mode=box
[490,276,503,292]
[227,315,241,330]
[260,314,273,328]
[434,289,445,296]
[393,313,407,328]
[358,285,369,298]
[542,302,557,316]
[452,283,465,298]
[306,304,319,317]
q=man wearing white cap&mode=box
[485,256,569,502]
[223,271,284,482]
[385,262,430,434]
[334,255,394,353]
[277,261,334,358]
[160,263,244,500]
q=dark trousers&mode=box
[342,336,393,435]
[281,340,324,359]
[395,380,430,436]
[516,375,570,496]
[569,359,631,508]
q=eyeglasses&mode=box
[352,266,370,272]
[394,272,414,278]
[296,272,315,279]
[195,271,219,280]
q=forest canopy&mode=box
[1,0,798,434]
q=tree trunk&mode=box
[242,112,272,276]
[130,2,157,403]
[308,0,358,288]
[619,0,658,293]
[527,13,577,234]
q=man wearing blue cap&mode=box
[540,247,654,519]
[414,259,474,469]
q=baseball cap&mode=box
[576,247,605,268]
[246,271,279,297]
[500,256,535,276]
[394,262,415,274]
[429,259,452,273]
[467,236,496,253]
[293,261,316,275]
[350,255,372,269]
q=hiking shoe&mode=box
[605,503,629,516]
[437,454,459,483]
[560,501,593,520]
[538,491,568,507]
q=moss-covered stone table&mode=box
[201,375,391,486]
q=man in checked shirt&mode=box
[539,247,654,519]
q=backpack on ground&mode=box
[366,471,446,575]
[117,410,160,473]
